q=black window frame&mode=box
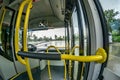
[0,6,16,61]
[94,0,109,79]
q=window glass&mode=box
[0,8,3,44]
[100,0,120,76]
[72,8,79,47]
[71,1,90,79]
[1,8,14,60]
[19,14,25,50]
[65,24,69,54]
[71,7,80,80]
[27,28,65,52]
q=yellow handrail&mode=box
[69,46,79,80]
[71,46,79,54]
[46,45,67,80]
[23,0,33,80]
[15,0,28,65]
[14,0,33,80]
[61,48,107,63]
[71,46,84,80]
[0,7,6,33]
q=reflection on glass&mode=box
[26,28,65,52]
[1,9,13,59]
[71,7,79,80]
[100,0,120,76]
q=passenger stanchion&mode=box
[46,45,67,80]
[0,7,6,45]
[61,48,107,63]
[17,48,107,80]
[14,0,33,80]
[68,46,79,80]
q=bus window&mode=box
[70,0,93,80]
[27,28,65,52]
[0,7,15,61]
[71,7,80,80]
[100,0,120,77]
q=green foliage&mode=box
[54,35,57,40]
[33,34,38,41]
[104,9,120,42]
[112,30,119,36]
[112,36,120,42]
[104,9,119,23]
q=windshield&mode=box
[19,28,66,52]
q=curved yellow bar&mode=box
[68,46,79,80]
[46,45,67,80]
[62,55,102,62]
[15,0,28,65]
[71,46,79,54]
[46,45,61,53]
[96,48,107,63]
[23,0,33,80]
[0,7,6,30]
[15,0,33,80]
[61,48,107,63]
[0,7,6,43]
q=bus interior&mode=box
[0,0,120,80]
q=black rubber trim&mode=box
[0,6,16,62]
[75,0,84,80]
[94,0,109,79]
[37,48,65,53]
[79,0,91,80]
[18,51,61,60]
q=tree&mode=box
[118,27,120,35]
[38,37,43,41]
[104,9,120,42]
[28,35,32,41]
[49,37,52,40]
[43,36,49,41]
[104,9,119,32]
[104,9,119,23]
[54,35,57,40]
[63,36,65,40]
[33,34,38,41]
[57,36,62,40]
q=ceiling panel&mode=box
[30,0,53,19]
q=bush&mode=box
[112,36,120,42]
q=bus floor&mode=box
[9,66,67,80]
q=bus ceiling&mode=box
[1,0,71,29]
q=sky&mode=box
[100,0,120,18]
[100,0,120,11]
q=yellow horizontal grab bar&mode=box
[61,55,102,62]
[61,48,107,63]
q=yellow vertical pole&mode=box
[46,45,67,80]
[0,7,6,43]
[14,0,33,80]
[23,0,33,80]
[0,7,6,35]
[69,46,79,80]
[15,0,27,65]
